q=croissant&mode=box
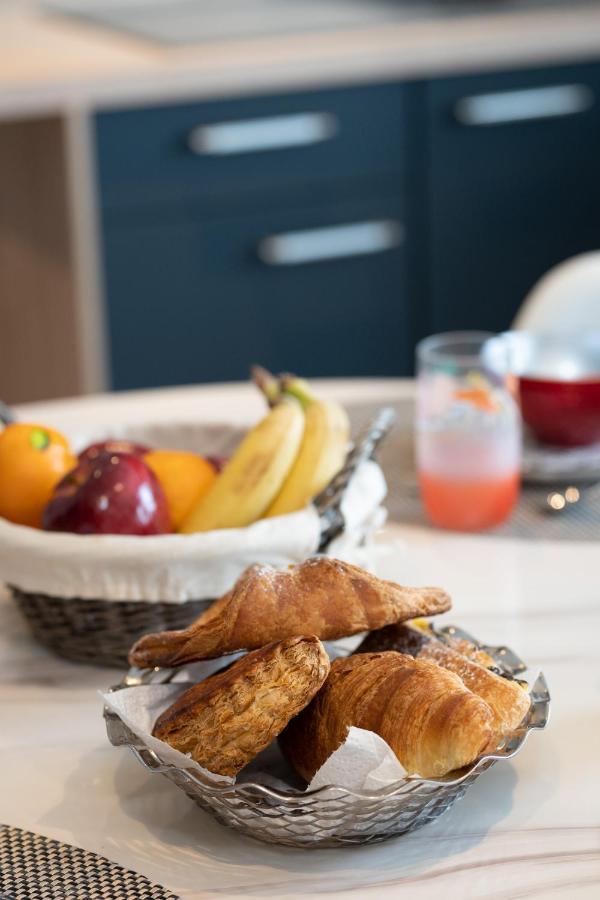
[438,633,497,669]
[129,557,451,668]
[279,652,495,780]
[357,623,531,736]
[153,635,330,777]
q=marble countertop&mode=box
[1,380,599,898]
[2,2,600,119]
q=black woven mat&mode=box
[0,826,179,900]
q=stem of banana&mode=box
[250,365,281,407]
[279,374,314,410]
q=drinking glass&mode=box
[415,332,521,531]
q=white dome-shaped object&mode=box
[513,251,600,331]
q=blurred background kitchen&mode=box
[2,0,600,403]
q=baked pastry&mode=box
[437,631,496,669]
[153,635,330,777]
[357,623,531,736]
[130,557,451,668]
[279,652,494,780]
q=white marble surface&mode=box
[1,380,599,899]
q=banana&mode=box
[180,398,304,533]
[264,381,350,518]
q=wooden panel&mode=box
[0,117,82,404]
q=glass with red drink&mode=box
[416,332,521,531]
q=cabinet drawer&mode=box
[95,83,409,208]
[101,192,414,389]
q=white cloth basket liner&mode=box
[0,421,387,603]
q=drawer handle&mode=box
[257,220,403,266]
[187,112,338,156]
[454,84,594,126]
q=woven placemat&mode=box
[0,826,179,900]
[347,399,600,542]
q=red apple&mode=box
[43,451,171,535]
[78,439,149,464]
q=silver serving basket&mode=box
[104,626,550,848]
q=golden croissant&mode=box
[129,557,451,668]
[279,651,495,780]
[357,623,531,737]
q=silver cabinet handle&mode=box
[454,84,594,126]
[257,220,403,266]
[187,112,338,156]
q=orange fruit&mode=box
[0,423,77,528]
[144,449,217,530]
[454,388,500,413]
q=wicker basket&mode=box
[10,588,212,668]
[4,411,394,668]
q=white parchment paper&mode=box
[102,682,409,793]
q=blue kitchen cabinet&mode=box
[101,188,415,389]
[427,61,600,333]
[96,83,410,209]
[96,60,600,391]
[95,81,425,388]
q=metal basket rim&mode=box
[104,624,550,803]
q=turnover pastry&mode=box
[280,652,494,780]
[357,623,531,736]
[130,557,451,668]
[153,635,330,777]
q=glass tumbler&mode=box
[416,332,521,531]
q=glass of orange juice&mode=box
[416,332,521,531]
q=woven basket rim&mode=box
[9,585,215,604]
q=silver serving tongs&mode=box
[314,406,395,551]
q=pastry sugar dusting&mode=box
[128,557,451,668]
[132,558,532,783]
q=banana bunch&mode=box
[264,373,350,518]
[180,368,350,533]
